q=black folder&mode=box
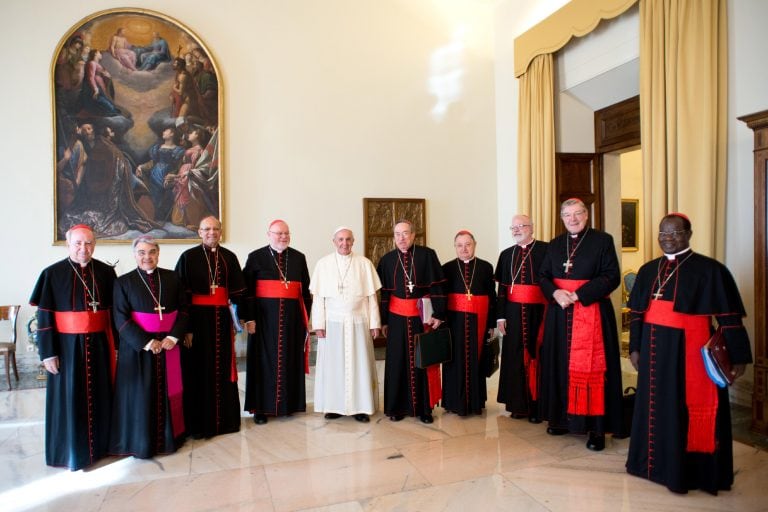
[414,328,452,368]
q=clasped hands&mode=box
[553,289,579,309]
[148,337,176,354]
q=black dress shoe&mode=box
[324,413,342,419]
[586,432,605,451]
[546,426,568,436]
[528,416,542,424]
[254,414,268,425]
[510,412,527,419]
[420,414,434,424]
[354,414,370,423]
[389,415,405,422]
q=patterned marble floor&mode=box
[1,363,767,512]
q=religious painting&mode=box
[52,9,222,243]
[363,198,426,266]
[621,199,639,251]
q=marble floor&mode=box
[2,364,768,512]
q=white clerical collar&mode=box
[664,248,692,260]
[517,238,535,248]
[269,245,284,254]
[461,257,474,264]
[144,268,156,274]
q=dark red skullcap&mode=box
[668,212,690,222]
[67,224,93,233]
[455,229,473,237]
[268,219,287,229]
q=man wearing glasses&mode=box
[377,220,446,424]
[625,213,751,494]
[175,216,247,438]
[242,220,312,425]
[494,214,548,422]
[538,198,623,451]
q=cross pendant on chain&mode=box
[652,290,664,300]
[466,290,472,301]
[210,283,218,295]
[407,281,415,293]
[88,300,99,313]
[563,260,573,271]
[154,304,166,321]
[283,279,290,289]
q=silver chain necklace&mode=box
[135,268,165,320]
[68,259,100,312]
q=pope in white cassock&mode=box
[310,227,382,423]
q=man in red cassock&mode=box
[176,216,246,438]
[495,214,548,422]
[377,220,446,424]
[242,220,311,425]
[626,213,752,494]
[441,230,496,416]
[30,224,117,470]
[538,198,623,451]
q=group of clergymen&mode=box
[31,197,752,496]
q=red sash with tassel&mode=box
[131,311,185,438]
[192,287,238,382]
[54,310,117,385]
[389,296,442,409]
[644,299,717,453]
[446,293,489,357]
[508,284,547,399]
[255,280,311,374]
[553,278,605,416]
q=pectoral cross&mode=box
[154,304,166,321]
[562,259,573,271]
[210,283,219,295]
[88,300,100,313]
[407,281,415,293]
[466,291,472,301]
[652,290,664,300]
[283,279,290,289]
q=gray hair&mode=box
[132,235,159,251]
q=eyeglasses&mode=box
[658,230,688,238]
[200,227,221,232]
[509,224,531,230]
[269,231,290,237]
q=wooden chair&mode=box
[0,305,20,390]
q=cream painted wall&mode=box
[620,150,644,273]
[0,0,498,353]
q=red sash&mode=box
[553,278,605,416]
[507,284,547,304]
[192,287,238,382]
[644,299,717,453]
[506,284,547,401]
[388,296,442,408]
[191,286,229,306]
[255,280,311,374]
[447,293,489,356]
[131,311,185,438]
[54,310,117,385]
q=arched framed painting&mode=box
[52,8,222,243]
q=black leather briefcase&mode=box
[414,329,452,369]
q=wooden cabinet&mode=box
[739,110,768,435]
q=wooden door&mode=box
[554,153,602,236]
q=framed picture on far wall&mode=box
[621,199,639,251]
[52,8,222,243]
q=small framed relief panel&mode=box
[52,8,222,243]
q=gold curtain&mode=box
[640,0,728,259]
[517,53,556,240]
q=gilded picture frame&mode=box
[51,8,222,243]
[621,199,639,251]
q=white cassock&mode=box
[310,251,382,415]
